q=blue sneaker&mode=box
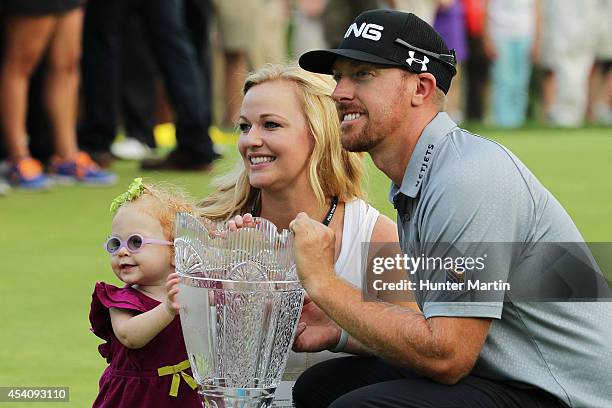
[52,152,117,185]
[8,157,51,190]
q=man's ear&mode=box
[411,73,437,106]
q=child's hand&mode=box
[165,273,181,316]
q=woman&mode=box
[1,0,115,188]
[195,63,413,381]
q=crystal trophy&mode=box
[175,212,304,407]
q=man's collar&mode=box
[389,112,457,202]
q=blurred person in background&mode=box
[461,0,489,123]
[387,0,439,24]
[0,0,115,189]
[293,0,329,57]
[434,0,468,123]
[1,3,9,195]
[185,0,215,142]
[109,15,158,163]
[586,0,612,125]
[593,62,612,124]
[537,0,555,122]
[586,61,612,124]
[545,0,612,127]
[321,0,380,48]
[0,55,53,194]
[79,0,216,171]
[484,0,540,128]
[0,57,52,195]
[212,0,260,127]
[26,59,54,164]
[111,0,215,163]
[214,0,289,127]
[250,0,290,68]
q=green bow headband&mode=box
[110,177,146,214]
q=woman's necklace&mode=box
[321,196,338,226]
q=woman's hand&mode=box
[211,213,259,238]
[226,213,257,231]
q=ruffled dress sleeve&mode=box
[89,282,150,361]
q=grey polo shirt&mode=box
[390,112,612,407]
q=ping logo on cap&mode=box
[406,51,429,72]
[344,22,384,41]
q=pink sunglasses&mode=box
[104,234,173,254]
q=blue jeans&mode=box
[491,35,533,128]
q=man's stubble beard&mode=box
[340,119,384,153]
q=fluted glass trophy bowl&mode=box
[175,212,304,408]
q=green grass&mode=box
[0,126,610,406]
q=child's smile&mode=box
[119,262,137,273]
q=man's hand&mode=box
[293,295,341,352]
[289,212,337,294]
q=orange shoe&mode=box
[51,152,117,185]
[8,157,51,189]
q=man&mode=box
[79,0,216,170]
[289,9,612,408]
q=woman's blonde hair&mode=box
[198,63,365,221]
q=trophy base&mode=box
[199,383,277,408]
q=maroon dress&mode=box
[89,282,202,407]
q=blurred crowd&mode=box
[0,0,611,194]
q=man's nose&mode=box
[331,77,355,102]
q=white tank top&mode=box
[283,199,380,380]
